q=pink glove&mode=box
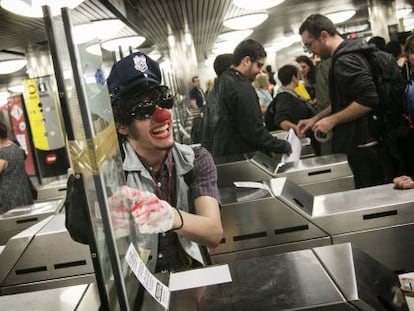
[122,186,175,233]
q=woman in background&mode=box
[0,121,33,213]
[296,55,317,104]
[253,72,273,117]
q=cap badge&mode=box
[133,55,148,73]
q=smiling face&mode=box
[117,87,174,160]
[127,106,173,155]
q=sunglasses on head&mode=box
[129,95,174,120]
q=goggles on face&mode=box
[129,86,174,120]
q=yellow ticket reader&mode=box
[23,77,69,181]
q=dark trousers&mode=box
[347,144,386,189]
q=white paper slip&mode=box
[169,264,232,291]
[125,243,170,309]
[233,181,269,190]
[281,128,302,164]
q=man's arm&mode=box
[173,196,223,247]
[190,99,199,110]
[312,101,371,134]
[235,87,291,154]
[172,147,223,247]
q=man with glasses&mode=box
[107,52,223,297]
[297,14,386,189]
[212,39,291,158]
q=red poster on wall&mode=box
[7,95,35,175]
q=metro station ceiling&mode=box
[0,0,412,90]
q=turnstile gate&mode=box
[215,152,354,195]
[0,214,95,295]
[212,177,414,273]
[0,199,63,245]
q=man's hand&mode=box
[393,176,414,190]
[297,116,316,136]
[312,116,335,134]
[109,186,175,234]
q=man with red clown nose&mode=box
[107,53,223,299]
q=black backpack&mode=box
[333,47,414,180]
[334,48,410,138]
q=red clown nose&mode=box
[152,106,171,122]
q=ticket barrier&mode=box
[0,214,95,295]
[0,199,63,245]
[215,151,354,195]
[35,179,68,203]
[210,183,331,264]
[211,177,414,273]
[197,243,408,311]
[276,178,414,273]
[0,243,407,310]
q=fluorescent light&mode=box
[217,30,253,42]
[101,36,146,51]
[233,0,285,10]
[397,8,412,19]
[73,19,125,44]
[0,0,85,18]
[266,33,301,52]
[224,13,269,30]
[326,10,356,24]
[0,59,27,74]
[92,19,124,37]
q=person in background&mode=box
[398,34,414,177]
[296,55,317,104]
[265,64,277,96]
[298,14,386,189]
[253,72,273,116]
[367,35,386,51]
[0,121,33,213]
[212,39,291,158]
[189,75,206,110]
[271,64,320,154]
[201,53,233,151]
[107,52,223,309]
[385,40,406,67]
[205,79,214,98]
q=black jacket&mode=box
[329,39,379,153]
[211,68,290,158]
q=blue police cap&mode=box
[107,52,162,101]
